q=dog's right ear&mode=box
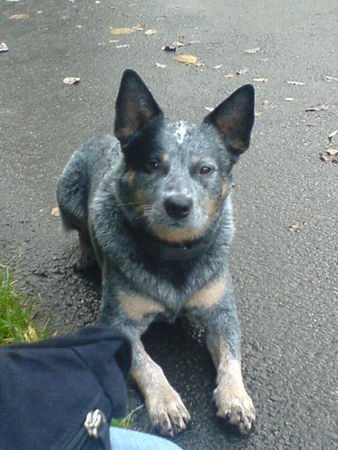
[114,69,163,146]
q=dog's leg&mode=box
[100,288,191,436]
[185,274,255,434]
[74,230,96,271]
[131,339,191,436]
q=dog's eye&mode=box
[199,165,212,175]
[145,160,160,172]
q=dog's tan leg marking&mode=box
[127,170,136,186]
[208,338,255,434]
[185,278,227,309]
[131,341,191,436]
[117,292,165,320]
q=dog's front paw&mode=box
[214,380,255,434]
[73,249,96,272]
[146,385,191,437]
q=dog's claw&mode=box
[214,382,256,434]
[147,385,191,436]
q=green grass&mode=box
[111,405,144,429]
[0,267,50,344]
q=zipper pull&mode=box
[84,409,107,439]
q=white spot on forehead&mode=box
[174,121,188,145]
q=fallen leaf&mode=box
[289,221,305,233]
[155,62,166,69]
[263,100,274,109]
[162,45,176,52]
[305,104,329,112]
[285,97,294,102]
[213,64,222,69]
[63,77,80,85]
[236,67,249,75]
[328,129,338,141]
[10,13,29,20]
[204,106,214,112]
[246,47,260,54]
[253,78,268,83]
[173,54,203,67]
[0,42,9,53]
[109,26,139,35]
[133,23,145,31]
[51,207,60,217]
[325,75,338,83]
[286,80,305,86]
[319,148,338,163]
[173,41,184,48]
[144,29,157,35]
[255,112,262,117]
[225,72,235,78]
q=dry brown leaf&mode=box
[63,77,80,85]
[246,47,260,54]
[305,104,329,112]
[51,207,60,217]
[237,67,249,75]
[162,45,176,52]
[109,26,139,35]
[10,13,29,20]
[328,129,338,141]
[133,23,145,31]
[0,42,9,53]
[285,97,294,102]
[155,62,166,69]
[289,221,305,233]
[173,54,203,67]
[325,75,338,83]
[225,72,235,78]
[319,148,338,163]
[144,29,157,35]
[286,80,305,86]
[253,78,268,83]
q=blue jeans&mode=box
[109,426,182,450]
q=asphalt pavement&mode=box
[0,0,337,449]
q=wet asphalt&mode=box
[0,0,337,449]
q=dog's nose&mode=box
[164,195,193,219]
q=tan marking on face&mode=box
[117,291,165,320]
[115,126,134,140]
[192,155,201,164]
[221,182,227,198]
[133,189,147,213]
[185,277,226,309]
[205,197,218,219]
[130,341,191,435]
[150,226,205,244]
[127,170,136,186]
[161,153,169,162]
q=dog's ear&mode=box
[114,69,163,146]
[203,84,255,154]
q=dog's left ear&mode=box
[203,84,255,154]
[114,69,163,146]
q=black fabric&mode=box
[0,326,131,450]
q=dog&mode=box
[57,69,256,436]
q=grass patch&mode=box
[111,405,144,429]
[0,267,50,344]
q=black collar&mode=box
[126,220,221,261]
